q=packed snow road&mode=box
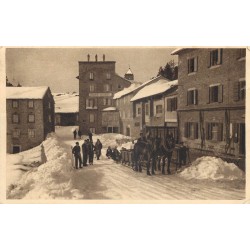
[6,126,245,200]
[58,126,245,200]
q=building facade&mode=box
[172,48,246,158]
[130,77,178,142]
[78,55,131,134]
[6,86,55,153]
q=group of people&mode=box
[73,129,93,141]
[72,138,102,169]
[106,146,121,161]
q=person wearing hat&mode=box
[81,140,88,166]
[72,142,82,169]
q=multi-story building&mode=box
[172,48,246,158]
[78,54,131,134]
[114,76,169,137]
[6,86,55,153]
[130,77,178,141]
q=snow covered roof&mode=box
[125,68,133,75]
[102,107,117,111]
[113,82,141,99]
[53,93,79,113]
[113,75,163,100]
[171,48,187,55]
[130,79,178,102]
[6,86,49,99]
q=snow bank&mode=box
[180,156,245,181]
[7,133,83,200]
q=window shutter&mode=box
[150,99,153,117]
[217,123,223,141]
[219,49,223,64]
[194,57,198,72]
[207,87,210,103]
[194,89,198,105]
[184,122,188,138]
[206,123,210,140]
[167,98,171,111]
[194,123,199,139]
[175,97,178,110]
[233,82,240,101]
[187,91,190,105]
[218,85,223,103]
[133,103,136,118]
[188,59,190,73]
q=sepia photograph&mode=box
[3,47,247,201]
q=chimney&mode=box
[95,54,98,62]
[87,54,90,62]
[103,54,105,61]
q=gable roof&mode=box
[6,86,49,99]
[125,68,133,75]
[130,79,178,102]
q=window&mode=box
[12,114,19,123]
[28,129,35,138]
[234,80,245,101]
[239,49,246,59]
[167,97,178,111]
[89,84,95,92]
[89,127,96,133]
[187,89,198,105]
[206,123,223,141]
[48,115,52,123]
[89,113,95,123]
[103,98,112,106]
[86,98,97,109]
[12,129,20,138]
[48,102,51,109]
[89,72,94,80]
[118,85,121,89]
[12,100,18,108]
[209,49,223,67]
[136,106,141,116]
[28,114,35,123]
[208,84,223,103]
[106,73,111,80]
[184,122,199,139]
[156,105,163,114]
[188,57,198,73]
[104,84,110,92]
[28,100,34,108]
[145,103,149,116]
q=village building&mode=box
[6,86,55,153]
[54,93,79,126]
[130,77,178,141]
[113,76,170,137]
[78,54,131,134]
[172,48,246,160]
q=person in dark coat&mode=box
[112,146,121,162]
[72,142,82,169]
[162,132,175,174]
[88,130,93,142]
[73,129,77,140]
[106,146,112,159]
[88,140,95,165]
[78,130,82,139]
[95,139,102,160]
[81,140,88,166]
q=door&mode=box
[12,145,21,154]
[126,127,130,136]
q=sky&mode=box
[6,47,178,93]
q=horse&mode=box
[133,140,153,175]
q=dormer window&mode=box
[89,72,94,80]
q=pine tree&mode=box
[6,76,14,87]
[17,82,22,87]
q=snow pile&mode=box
[92,133,132,149]
[7,133,83,200]
[118,141,134,150]
[180,156,245,181]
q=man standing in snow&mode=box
[78,130,82,139]
[95,139,102,160]
[72,142,82,169]
[73,129,77,140]
[81,140,88,166]
[88,130,93,142]
[88,140,95,165]
[162,132,175,174]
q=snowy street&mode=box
[6,126,245,200]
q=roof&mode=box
[102,107,117,111]
[125,68,133,75]
[113,82,141,99]
[53,93,79,113]
[6,86,49,99]
[113,75,164,100]
[130,79,178,102]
